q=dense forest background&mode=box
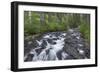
[24,11,90,42]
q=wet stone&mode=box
[40,40,47,49]
[35,49,42,55]
[56,50,63,60]
[52,38,58,40]
[46,49,50,55]
[47,39,53,44]
[25,54,34,62]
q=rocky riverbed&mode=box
[24,28,90,62]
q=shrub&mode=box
[79,22,90,43]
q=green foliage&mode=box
[24,11,90,42]
[67,14,81,28]
[79,22,90,43]
[24,11,69,35]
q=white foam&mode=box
[62,33,66,36]
[78,44,83,47]
[43,35,50,38]
[62,52,68,59]
[36,40,42,46]
[51,37,65,53]
[78,49,84,54]
[48,49,58,60]
[76,36,80,39]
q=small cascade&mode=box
[24,29,90,62]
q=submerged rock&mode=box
[40,40,47,49]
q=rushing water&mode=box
[24,29,90,62]
[29,32,66,61]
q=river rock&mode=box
[40,40,47,49]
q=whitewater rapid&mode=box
[29,32,67,61]
[24,29,90,62]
